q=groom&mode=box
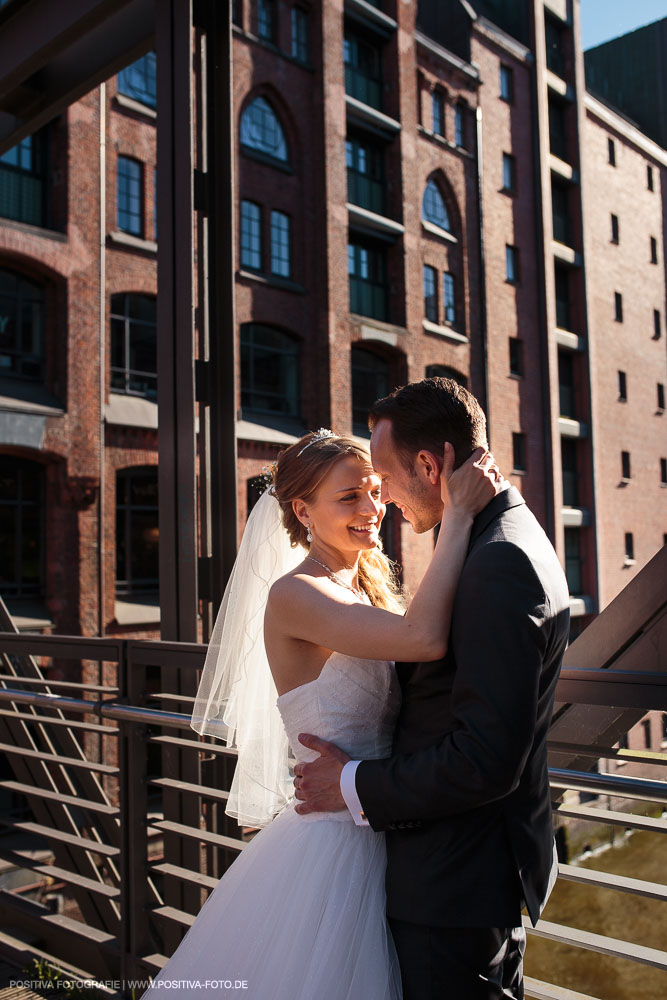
[294,377,570,1000]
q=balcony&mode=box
[0,549,665,997]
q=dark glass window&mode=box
[117,157,143,236]
[625,531,635,561]
[422,179,451,231]
[232,0,242,26]
[423,265,437,322]
[650,236,658,264]
[432,90,444,136]
[654,309,661,340]
[0,457,44,598]
[0,132,47,228]
[117,52,156,108]
[505,245,519,284]
[549,99,567,161]
[347,241,387,321]
[642,718,651,748]
[658,383,665,411]
[240,97,288,162]
[621,450,631,480]
[351,347,389,437]
[647,165,654,190]
[561,438,578,507]
[509,337,523,376]
[545,15,564,77]
[608,138,616,166]
[502,153,516,193]
[512,432,526,472]
[500,64,513,102]
[614,291,623,322]
[425,364,467,387]
[258,0,276,42]
[610,213,619,244]
[443,272,456,325]
[555,264,571,330]
[558,351,576,418]
[241,324,300,417]
[661,458,667,486]
[270,210,291,277]
[552,181,570,244]
[454,104,465,148]
[617,370,627,402]
[110,293,157,400]
[241,200,262,270]
[291,7,309,62]
[0,269,45,381]
[344,30,382,110]
[116,467,159,596]
[346,135,385,215]
[564,527,582,594]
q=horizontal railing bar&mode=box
[2,780,119,816]
[139,953,168,972]
[558,668,667,686]
[0,741,118,774]
[0,888,119,947]
[0,847,120,898]
[149,905,196,928]
[148,777,230,802]
[556,669,667,710]
[0,674,118,693]
[0,687,194,730]
[11,820,120,856]
[525,977,599,1000]
[558,863,667,901]
[150,861,219,891]
[153,692,196,704]
[524,916,667,970]
[100,704,194,729]
[0,632,124,660]
[549,767,667,804]
[127,638,205,668]
[151,819,246,853]
[0,707,119,733]
[149,734,236,757]
[554,803,667,833]
[548,741,667,766]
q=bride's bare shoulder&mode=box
[268,568,321,610]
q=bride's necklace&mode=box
[306,555,366,601]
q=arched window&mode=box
[241,324,300,417]
[422,179,451,232]
[240,97,288,163]
[0,456,44,597]
[351,346,389,437]
[110,293,157,399]
[116,467,159,596]
[0,268,45,380]
[425,364,467,388]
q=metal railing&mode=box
[0,632,666,999]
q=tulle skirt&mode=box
[141,804,401,999]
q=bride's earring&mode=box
[306,523,313,543]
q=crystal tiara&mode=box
[297,428,338,456]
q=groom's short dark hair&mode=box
[369,377,488,470]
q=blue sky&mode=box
[580,0,666,50]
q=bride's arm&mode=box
[266,446,500,663]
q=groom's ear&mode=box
[415,449,442,485]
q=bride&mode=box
[141,429,501,999]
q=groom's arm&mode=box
[355,541,554,831]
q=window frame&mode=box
[0,267,46,381]
[422,178,451,232]
[621,450,631,481]
[117,155,144,237]
[505,244,519,285]
[509,337,523,377]
[617,370,627,402]
[423,264,438,323]
[614,291,623,323]
[432,89,445,137]
[110,293,158,400]
[117,52,157,109]
[608,137,616,166]
[270,209,291,278]
[115,466,160,597]
[240,199,262,271]
[502,152,516,194]
[0,456,45,598]
[291,6,309,63]
[347,240,388,322]
[240,96,289,164]
[351,345,390,438]
[499,64,513,103]
[512,432,526,473]
[240,323,301,419]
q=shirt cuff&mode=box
[340,759,369,826]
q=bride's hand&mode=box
[440,443,505,520]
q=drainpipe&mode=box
[98,83,106,641]
[475,105,491,436]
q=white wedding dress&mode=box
[142,652,402,999]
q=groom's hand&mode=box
[293,734,350,814]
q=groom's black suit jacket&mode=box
[356,487,570,928]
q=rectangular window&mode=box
[270,210,291,277]
[561,438,578,507]
[344,30,382,110]
[117,156,143,236]
[0,132,47,228]
[505,245,519,284]
[564,527,582,594]
[555,264,571,330]
[346,135,385,215]
[661,458,667,486]
[650,236,658,264]
[621,450,631,481]
[610,213,619,244]
[558,351,576,418]
[241,200,262,270]
[509,337,523,376]
[642,719,651,749]
[545,15,565,77]
[423,265,437,322]
[500,64,513,102]
[617,370,627,402]
[502,153,515,193]
[291,7,308,62]
[647,164,654,190]
[443,272,456,324]
[117,52,157,108]
[658,383,665,411]
[258,0,276,42]
[614,291,623,322]
[432,91,444,136]
[608,137,616,166]
[548,98,568,161]
[625,532,634,561]
[455,104,465,148]
[552,181,570,244]
[348,241,387,321]
[512,432,526,472]
[654,309,661,339]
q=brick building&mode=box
[0,0,665,645]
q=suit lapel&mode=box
[467,486,525,551]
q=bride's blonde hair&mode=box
[272,431,403,613]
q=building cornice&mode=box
[584,93,667,166]
[414,31,479,84]
[472,17,533,65]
